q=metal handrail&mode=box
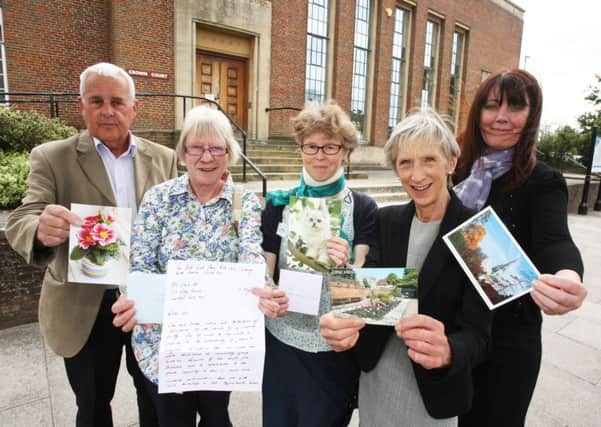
[264,106,301,113]
[0,91,267,195]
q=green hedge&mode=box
[0,107,77,208]
[0,151,30,209]
[0,106,77,153]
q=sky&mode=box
[515,0,601,130]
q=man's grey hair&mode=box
[79,62,136,102]
[175,105,241,166]
[384,108,460,168]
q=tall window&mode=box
[351,0,371,136]
[388,7,410,133]
[422,20,440,109]
[449,29,466,125]
[0,8,7,102]
[305,0,329,101]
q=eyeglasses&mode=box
[186,145,228,157]
[300,144,344,155]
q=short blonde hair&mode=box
[291,99,360,151]
[175,105,241,165]
[384,109,460,168]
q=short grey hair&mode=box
[384,108,460,168]
[79,62,136,103]
[175,105,241,165]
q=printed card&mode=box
[328,267,418,326]
[286,196,342,273]
[68,203,131,285]
[443,206,540,310]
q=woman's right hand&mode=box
[251,286,289,318]
[320,312,365,352]
[111,295,137,333]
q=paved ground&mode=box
[1,196,600,426]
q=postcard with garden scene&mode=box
[286,196,342,273]
[68,203,131,285]
[443,206,540,310]
[328,267,418,326]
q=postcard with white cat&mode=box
[328,267,418,326]
[286,196,342,273]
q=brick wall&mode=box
[0,230,44,329]
[2,0,110,128]
[2,0,175,131]
[110,0,175,130]
[269,0,522,142]
[2,0,523,140]
[269,0,308,138]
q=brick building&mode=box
[0,0,523,145]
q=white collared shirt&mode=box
[93,134,137,216]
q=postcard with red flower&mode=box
[68,203,132,285]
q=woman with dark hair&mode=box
[454,69,587,427]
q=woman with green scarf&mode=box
[256,100,377,426]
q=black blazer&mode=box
[355,192,492,419]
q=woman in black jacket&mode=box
[321,109,491,426]
[454,69,587,427]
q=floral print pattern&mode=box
[130,173,264,383]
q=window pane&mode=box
[305,0,329,101]
[351,0,372,135]
[388,7,410,131]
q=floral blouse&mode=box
[130,173,264,384]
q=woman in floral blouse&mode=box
[112,105,264,427]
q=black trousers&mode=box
[459,303,543,427]
[143,376,232,427]
[262,330,358,427]
[64,290,158,427]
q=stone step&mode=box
[232,171,369,181]
[245,146,299,154]
[366,192,410,204]
[239,157,303,165]
[346,183,403,194]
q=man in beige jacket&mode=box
[6,62,178,426]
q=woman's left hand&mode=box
[327,236,350,267]
[531,270,587,315]
[395,314,451,370]
[251,285,289,318]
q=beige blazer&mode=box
[6,131,178,357]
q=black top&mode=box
[486,160,584,341]
[354,191,492,419]
[261,189,378,281]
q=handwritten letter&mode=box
[158,260,265,393]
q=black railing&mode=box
[264,106,302,113]
[1,91,267,195]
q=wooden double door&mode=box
[196,52,248,129]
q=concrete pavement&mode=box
[1,211,600,426]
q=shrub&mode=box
[0,106,77,153]
[0,151,30,209]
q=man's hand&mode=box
[112,296,137,333]
[36,204,82,248]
